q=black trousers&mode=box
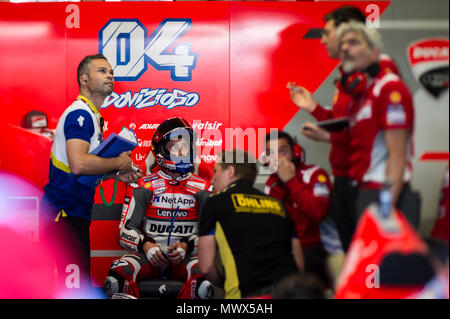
[329,178,421,252]
[328,176,356,252]
[44,215,92,291]
[303,243,330,287]
[354,184,421,229]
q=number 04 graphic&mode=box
[99,18,197,81]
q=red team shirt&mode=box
[265,164,332,249]
[311,82,352,177]
[311,55,401,179]
[347,70,414,187]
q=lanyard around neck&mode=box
[77,94,101,115]
[77,94,104,133]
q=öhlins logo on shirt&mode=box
[231,194,285,218]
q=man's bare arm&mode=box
[384,129,408,206]
[66,138,133,175]
[198,235,223,286]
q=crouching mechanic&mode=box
[104,117,213,299]
[199,149,304,299]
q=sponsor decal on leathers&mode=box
[151,193,196,209]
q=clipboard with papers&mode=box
[77,127,139,188]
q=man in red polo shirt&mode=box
[264,131,332,285]
[337,21,419,227]
[287,6,400,251]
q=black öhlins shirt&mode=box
[199,180,298,298]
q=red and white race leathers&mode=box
[106,168,211,298]
[119,168,211,253]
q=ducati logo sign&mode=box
[407,38,449,98]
